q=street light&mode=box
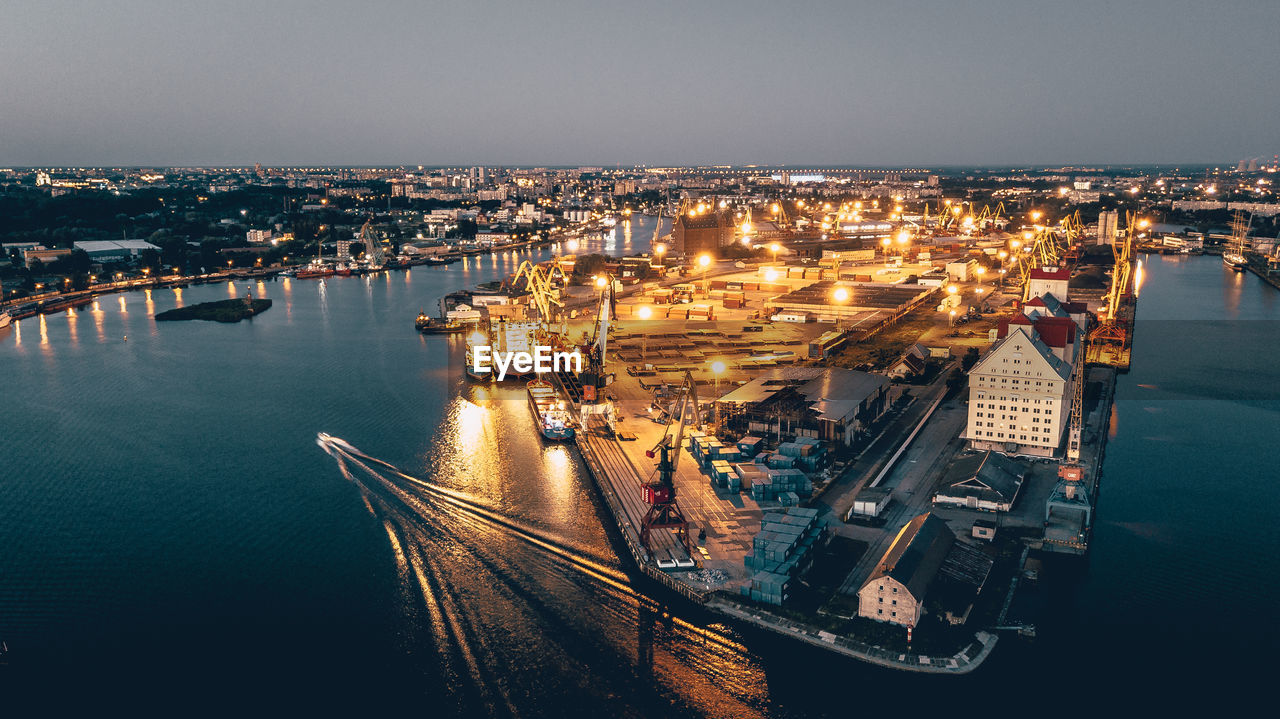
[770,243,780,263]
[949,309,957,326]
[833,286,850,330]
[637,305,652,320]
[698,253,711,296]
[710,360,726,429]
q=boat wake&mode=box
[315,433,769,718]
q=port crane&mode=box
[1086,212,1143,367]
[511,260,567,325]
[642,369,700,556]
[358,218,386,268]
[579,276,617,432]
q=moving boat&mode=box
[527,379,575,440]
[424,255,457,266]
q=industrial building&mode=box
[717,367,889,447]
[671,210,734,257]
[857,513,955,628]
[963,316,1076,458]
[933,451,1026,512]
[72,239,160,262]
[763,280,934,325]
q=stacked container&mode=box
[740,507,829,605]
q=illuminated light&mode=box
[947,285,958,294]
[710,360,726,375]
[1030,211,1042,221]
[718,200,727,209]
[637,305,652,320]
[896,229,911,245]
[764,269,779,282]
[833,287,849,303]
[698,254,711,268]
[771,203,779,214]
[654,244,666,256]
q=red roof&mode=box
[1029,266,1070,281]
[1031,316,1077,348]
[998,314,1076,347]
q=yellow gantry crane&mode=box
[1085,212,1143,367]
[511,260,568,330]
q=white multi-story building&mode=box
[963,315,1078,458]
[246,229,272,244]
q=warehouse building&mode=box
[717,367,889,446]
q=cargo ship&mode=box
[464,329,492,381]
[527,379,575,440]
[295,263,335,280]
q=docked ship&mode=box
[527,379,575,440]
[295,262,335,280]
[0,311,11,329]
[1223,251,1248,271]
[415,310,465,334]
[1223,211,1251,271]
[464,329,492,381]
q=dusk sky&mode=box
[3,0,1277,167]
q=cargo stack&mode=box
[736,436,763,458]
[741,507,828,605]
[689,435,741,472]
[776,437,829,472]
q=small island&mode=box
[155,297,272,323]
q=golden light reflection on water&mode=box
[144,288,155,317]
[67,308,79,346]
[39,313,49,348]
[93,301,105,342]
[1133,258,1144,296]
[541,445,573,514]
[172,287,184,308]
[118,295,128,314]
[441,394,502,496]
[12,319,21,346]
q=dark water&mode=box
[1,247,1275,713]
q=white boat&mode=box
[0,311,11,329]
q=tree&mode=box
[139,248,162,272]
[961,347,980,371]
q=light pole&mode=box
[833,286,849,330]
[710,360,726,432]
[698,254,711,297]
[770,243,780,264]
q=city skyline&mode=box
[3,0,1278,167]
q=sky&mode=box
[2,0,1278,167]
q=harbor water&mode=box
[0,244,1275,713]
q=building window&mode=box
[878,609,883,615]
